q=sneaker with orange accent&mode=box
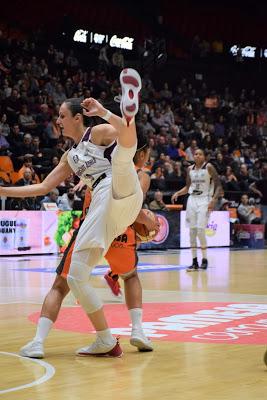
[119,68,142,124]
[76,337,123,358]
[104,271,122,297]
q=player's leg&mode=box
[111,69,143,220]
[186,196,199,271]
[67,246,122,357]
[19,232,77,358]
[122,269,153,351]
[197,201,209,270]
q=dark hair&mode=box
[133,129,149,164]
[64,98,91,127]
[195,148,208,157]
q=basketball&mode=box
[133,209,157,242]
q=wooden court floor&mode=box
[0,248,267,400]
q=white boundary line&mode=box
[0,352,55,394]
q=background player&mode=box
[171,148,221,271]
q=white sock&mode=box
[33,317,53,343]
[202,248,207,259]
[96,329,115,345]
[130,308,143,330]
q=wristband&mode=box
[102,110,112,121]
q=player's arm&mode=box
[171,167,191,203]
[207,163,222,211]
[82,98,127,145]
[0,158,72,198]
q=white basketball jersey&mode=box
[188,162,214,197]
[67,127,117,189]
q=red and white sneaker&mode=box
[104,271,122,297]
[76,337,123,358]
[119,68,142,124]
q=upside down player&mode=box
[19,130,157,358]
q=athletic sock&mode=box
[130,308,143,330]
[33,317,53,343]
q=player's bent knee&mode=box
[67,274,103,314]
[52,275,70,296]
[120,269,137,280]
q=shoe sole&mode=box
[20,352,44,359]
[130,337,153,352]
[120,68,141,118]
[76,352,123,358]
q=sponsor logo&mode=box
[73,155,79,164]
[205,220,218,237]
[29,302,267,344]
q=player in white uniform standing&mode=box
[0,68,151,357]
[172,149,221,271]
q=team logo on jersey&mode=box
[73,155,79,164]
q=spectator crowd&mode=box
[0,29,266,229]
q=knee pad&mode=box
[67,257,103,314]
[197,228,207,247]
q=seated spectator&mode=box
[0,127,10,155]
[149,190,168,211]
[0,113,10,137]
[40,188,60,209]
[15,167,34,186]
[140,114,155,134]
[214,189,229,211]
[237,163,254,191]
[150,166,166,191]
[237,194,261,224]
[221,166,240,191]
[156,136,168,155]
[58,186,79,210]
[151,110,167,130]
[185,139,198,161]
[17,156,40,184]
[167,137,180,161]
[18,105,37,132]
[214,152,226,175]
[177,141,187,159]
[148,138,158,159]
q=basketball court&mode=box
[1,248,266,399]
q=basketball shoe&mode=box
[104,270,122,297]
[119,68,141,124]
[76,337,123,358]
[130,328,153,352]
[20,340,44,359]
[186,257,199,272]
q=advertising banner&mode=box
[0,211,58,255]
[139,211,180,250]
[233,224,265,249]
[180,211,230,248]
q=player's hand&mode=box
[73,180,86,192]
[81,98,106,118]
[144,216,160,234]
[171,192,179,204]
[208,199,216,212]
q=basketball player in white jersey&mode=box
[172,149,221,271]
[0,68,152,357]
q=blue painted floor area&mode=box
[12,262,188,275]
